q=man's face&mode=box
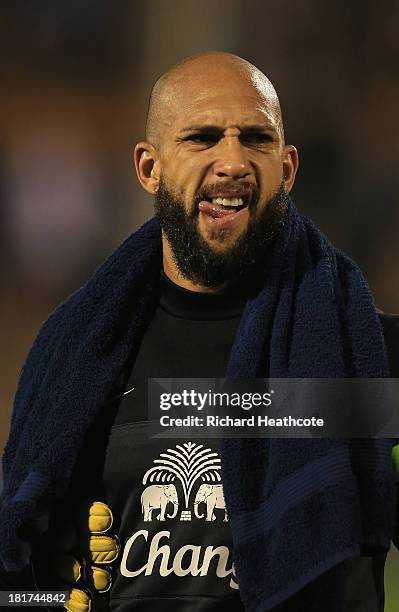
[157,72,286,254]
[135,60,298,288]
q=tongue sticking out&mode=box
[198,200,239,218]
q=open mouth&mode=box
[198,192,251,218]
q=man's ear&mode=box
[134,141,160,194]
[282,145,299,193]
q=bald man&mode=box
[1,52,399,612]
[138,51,297,291]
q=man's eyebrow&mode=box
[180,124,276,134]
[180,125,223,134]
[240,124,278,134]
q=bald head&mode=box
[145,52,284,148]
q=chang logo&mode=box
[120,442,239,590]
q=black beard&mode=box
[154,176,288,289]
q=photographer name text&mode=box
[159,415,324,428]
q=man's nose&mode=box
[212,139,253,180]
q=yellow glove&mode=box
[46,500,120,612]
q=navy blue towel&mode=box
[1,198,396,611]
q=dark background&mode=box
[0,1,398,605]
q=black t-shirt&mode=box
[104,271,246,611]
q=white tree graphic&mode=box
[142,442,221,508]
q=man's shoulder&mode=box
[377,309,399,376]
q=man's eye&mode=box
[242,134,272,143]
[185,134,218,144]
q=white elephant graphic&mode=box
[141,484,179,521]
[193,484,228,522]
